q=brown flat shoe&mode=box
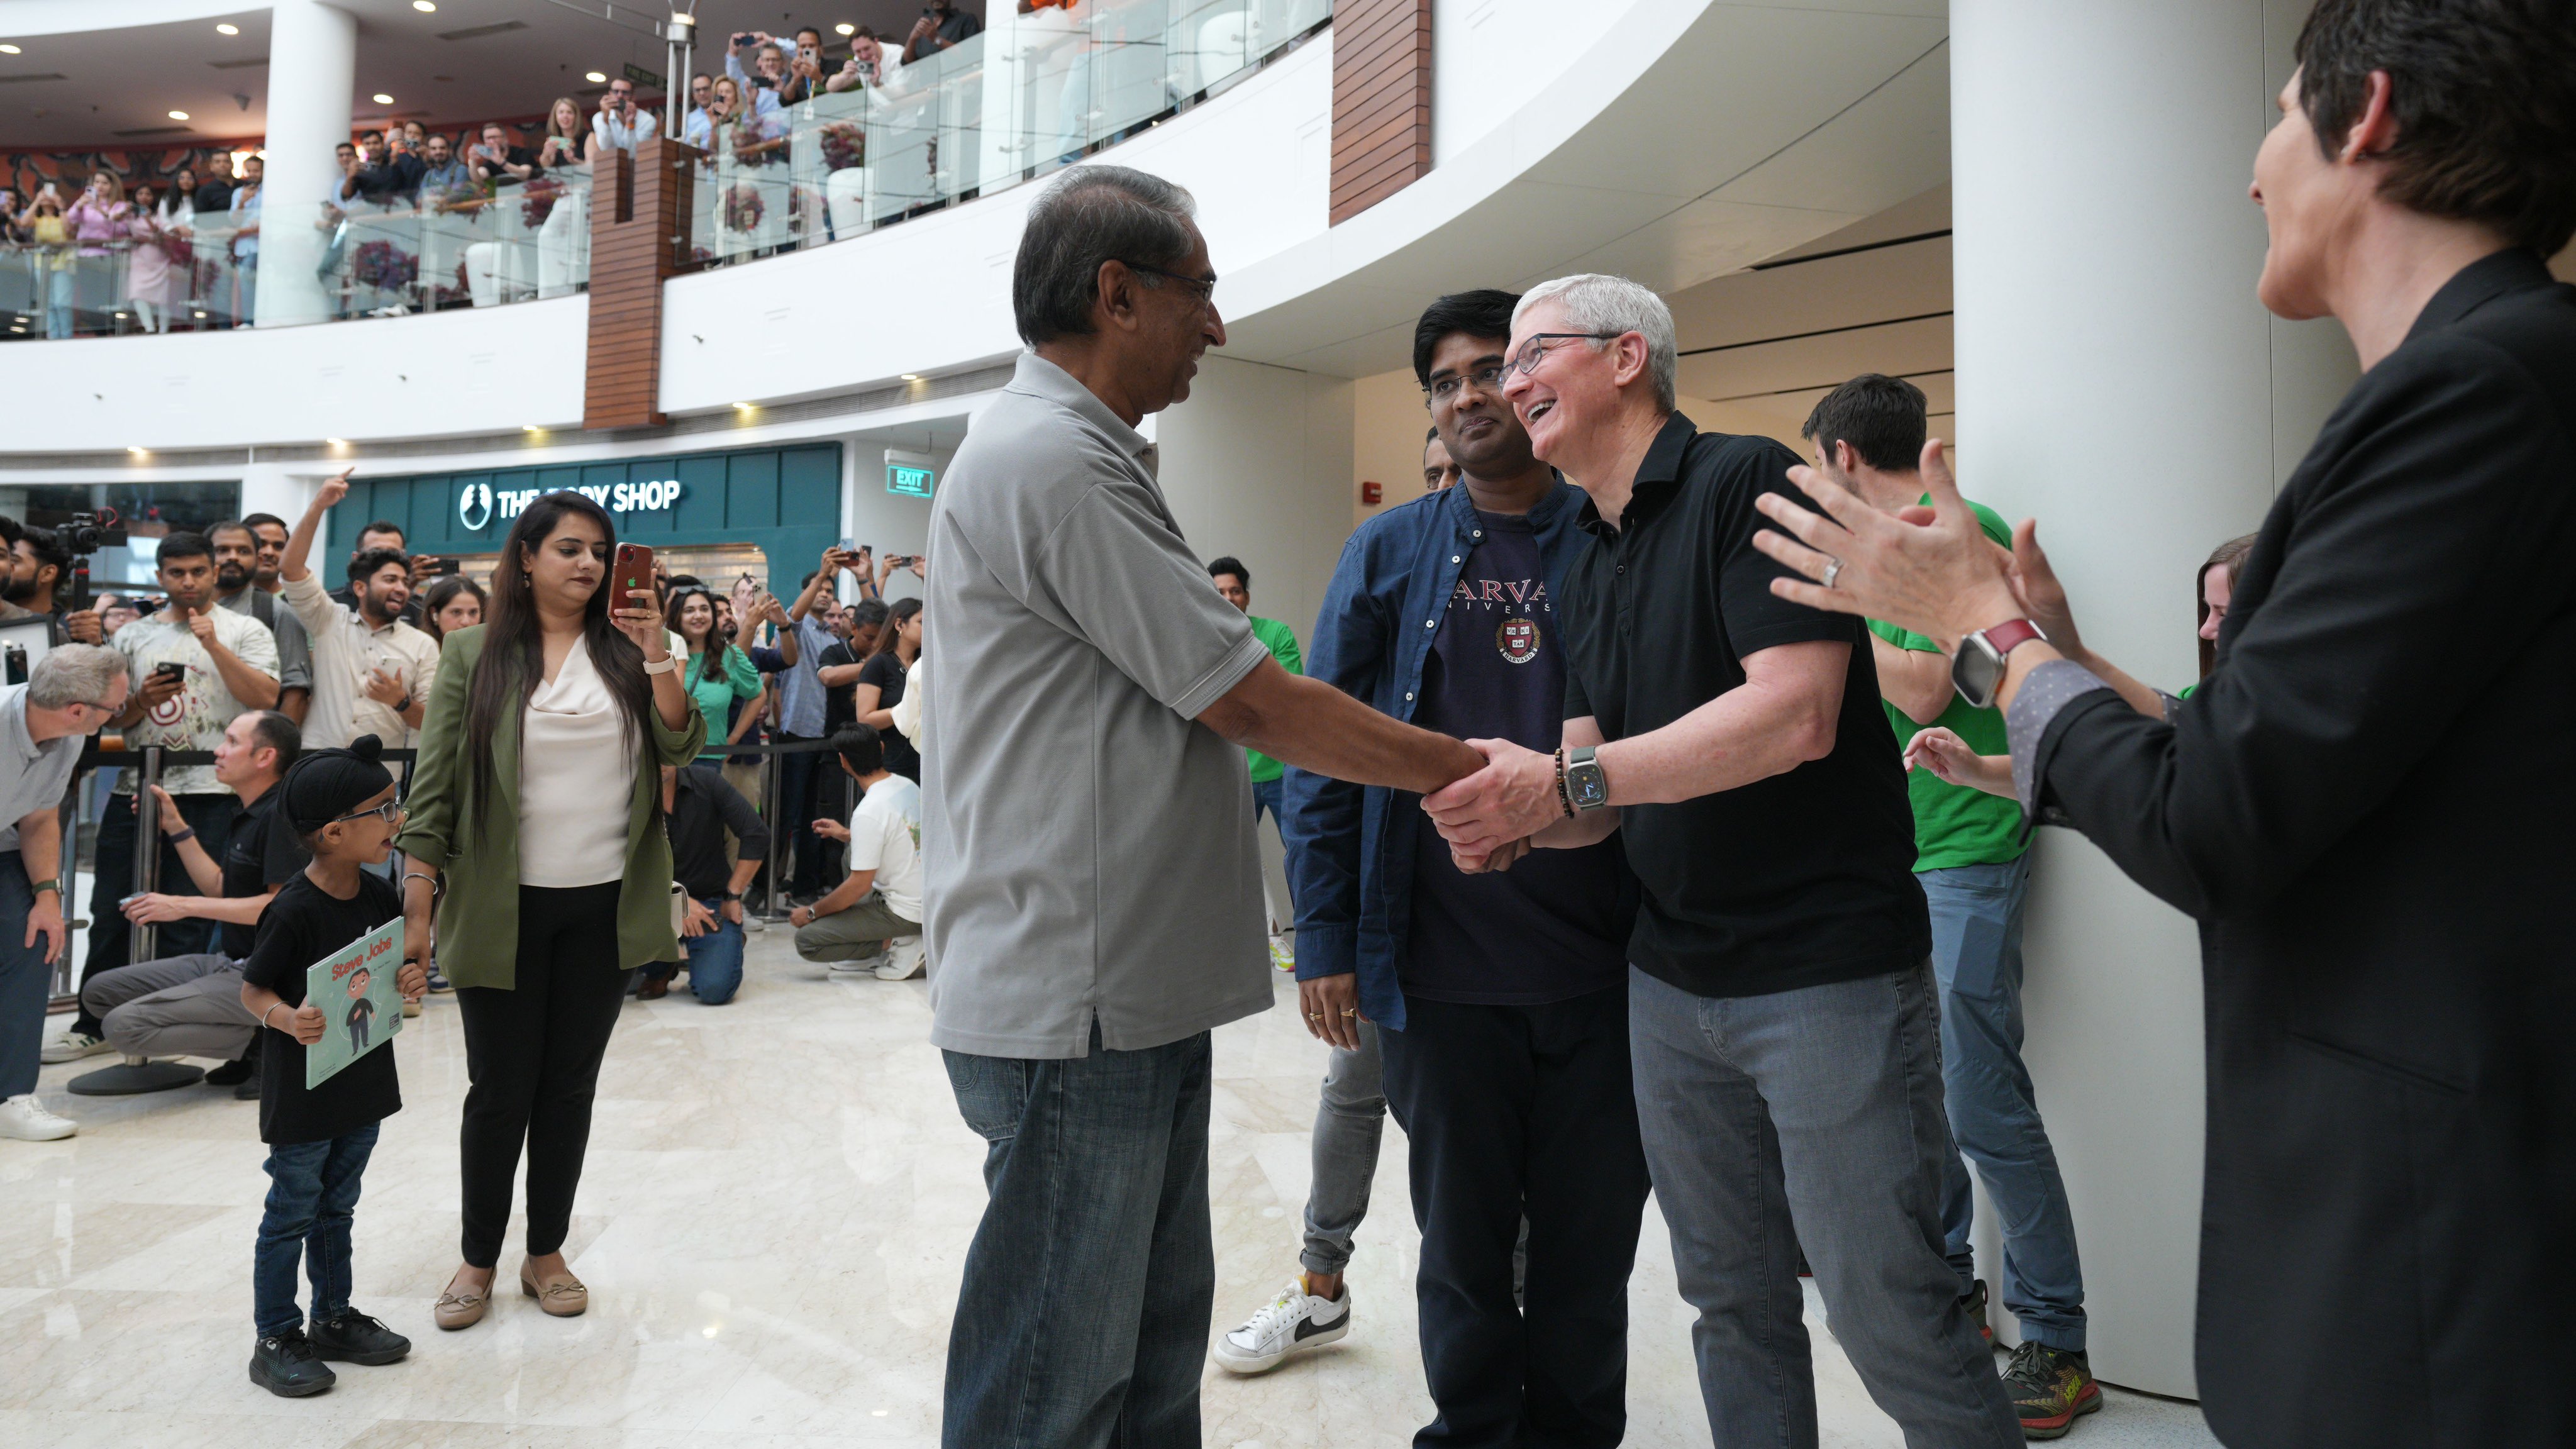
[519,1261,588,1317]
[638,977,669,1001]
[435,1277,490,1331]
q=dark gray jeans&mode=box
[1301,1019,1385,1277]
[1629,963,2019,1448]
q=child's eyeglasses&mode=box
[332,800,403,826]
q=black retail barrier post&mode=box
[67,744,206,1096]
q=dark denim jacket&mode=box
[1280,479,1594,1032]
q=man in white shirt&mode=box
[591,77,660,156]
[791,725,922,981]
[278,473,441,750]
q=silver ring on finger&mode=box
[1821,556,1844,590]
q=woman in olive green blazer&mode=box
[391,489,704,1330]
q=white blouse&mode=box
[516,636,639,887]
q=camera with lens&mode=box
[59,507,126,555]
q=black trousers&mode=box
[456,882,627,1268]
[1379,984,1652,1449]
[78,789,240,1034]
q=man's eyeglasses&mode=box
[1120,262,1219,307]
[1426,364,1508,403]
[1507,331,1626,377]
[331,799,404,828]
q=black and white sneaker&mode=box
[1211,1279,1350,1375]
[248,1328,336,1397]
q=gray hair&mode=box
[1513,274,1678,411]
[1013,165,1198,346]
[27,644,126,711]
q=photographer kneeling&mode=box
[77,711,303,1098]
[789,726,922,981]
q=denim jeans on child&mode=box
[253,1122,380,1336]
[1921,855,2087,1350]
[941,1026,1213,1449]
[1628,963,2021,1448]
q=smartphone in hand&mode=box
[611,543,657,606]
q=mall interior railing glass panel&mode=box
[687,0,1330,272]
[0,1,1323,341]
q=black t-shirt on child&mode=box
[218,788,309,960]
[240,871,404,1145]
[1404,509,1630,1004]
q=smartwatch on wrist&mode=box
[1563,745,1610,813]
[1951,619,2048,711]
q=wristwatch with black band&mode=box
[1951,619,2048,711]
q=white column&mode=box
[255,0,357,329]
[1948,0,2357,1398]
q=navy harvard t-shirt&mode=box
[1405,509,1630,1004]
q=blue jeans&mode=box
[253,1123,380,1336]
[0,852,56,1099]
[1252,775,1282,825]
[1629,963,2019,1449]
[1921,856,2087,1352]
[681,899,745,1004]
[941,1027,1213,1449]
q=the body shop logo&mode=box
[1496,617,1540,664]
[457,482,494,531]
[465,477,686,525]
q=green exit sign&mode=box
[886,450,937,499]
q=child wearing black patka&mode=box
[236,735,426,1397]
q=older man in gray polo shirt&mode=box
[923,165,1483,1448]
[0,645,129,1142]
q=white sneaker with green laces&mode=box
[40,1030,111,1065]
[1212,1280,1349,1375]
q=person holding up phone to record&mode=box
[394,489,704,1332]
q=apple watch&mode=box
[1562,744,1611,813]
[642,652,681,675]
[1951,619,2048,711]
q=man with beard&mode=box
[0,520,101,643]
[279,486,439,751]
[1221,292,1648,1449]
[211,519,316,728]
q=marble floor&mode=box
[4,929,2219,1448]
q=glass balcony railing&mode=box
[689,0,1329,269]
[0,0,1325,342]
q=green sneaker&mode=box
[2004,1340,2102,1440]
[1267,936,1295,972]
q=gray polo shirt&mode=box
[923,351,1273,1058]
[0,684,84,853]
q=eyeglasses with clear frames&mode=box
[1426,363,1509,403]
[1506,331,1626,377]
[332,799,404,828]
[1119,261,1219,308]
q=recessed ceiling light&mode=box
[216,23,240,36]
[169,110,190,121]
[414,0,438,11]
[523,425,541,432]
[0,45,20,55]
[372,92,394,104]
[129,447,148,455]
[733,402,755,411]
[585,71,607,84]
[836,23,855,35]
[901,373,921,381]
[326,438,348,447]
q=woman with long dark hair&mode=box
[420,574,486,645]
[394,488,704,1331]
[662,585,761,738]
[852,596,921,781]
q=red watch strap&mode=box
[1979,619,2046,656]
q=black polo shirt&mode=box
[668,763,770,899]
[1560,413,1926,998]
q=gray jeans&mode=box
[80,953,260,1061]
[1301,1019,1386,1277]
[792,894,922,962]
[1629,963,2019,1449]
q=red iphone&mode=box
[612,543,657,606]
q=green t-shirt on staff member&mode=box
[1867,496,2026,872]
[1244,614,1302,784]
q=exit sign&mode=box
[885,449,936,498]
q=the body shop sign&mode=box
[460,477,684,530]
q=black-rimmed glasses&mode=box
[1507,331,1624,376]
[332,799,404,828]
[1120,261,1219,306]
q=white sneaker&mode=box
[0,1094,77,1141]
[874,936,926,981]
[401,998,422,1018]
[1212,1279,1349,1375]
[827,952,888,977]
[40,1030,111,1065]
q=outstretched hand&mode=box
[1757,439,2021,650]
[1421,738,1560,866]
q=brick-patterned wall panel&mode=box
[1331,0,1433,225]
[584,138,697,431]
